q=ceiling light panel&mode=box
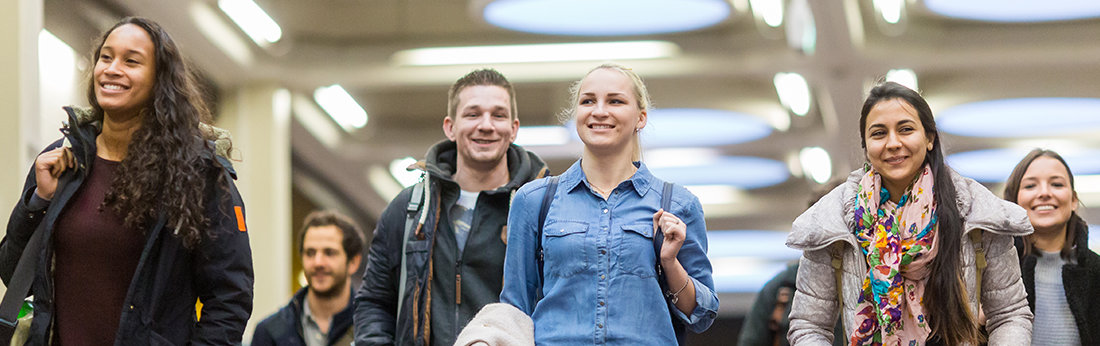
[218,0,282,47]
[392,41,679,66]
[313,85,368,131]
[649,156,789,189]
[924,0,1100,22]
[937,98,1100,137]
[773,72,812,116]
[642,108,773,148]
[799,147,832,184]
[482,0,731,36]
[947,148,1100,182]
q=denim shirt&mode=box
[501,161,719,345]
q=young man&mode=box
[253,211,365,346]
[354,69,548,345]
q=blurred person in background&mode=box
[739,179,845,346]
[785,82,1033,345]
[499,63,718,345]
[354,68,548,345]
[254,210,364,345]
[1003,149,1099,345]
[0,16,253,345]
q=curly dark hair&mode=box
[86,17,229,249]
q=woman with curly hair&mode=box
[785,82,1033,345]
[0,17,253,344]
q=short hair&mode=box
[446,68,517,120]
[297,210,364,261]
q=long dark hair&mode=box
[86,17,228,249]
[858,82,980,344]
[1003,149,1088,264]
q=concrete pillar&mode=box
[216,85,292,341]
[0,0,42,230]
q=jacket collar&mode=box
[787,167,1033,251]
[559,160,656,198]
[414,140,547,194]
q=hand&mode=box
[652,209,686,264]
[34,147,75,200]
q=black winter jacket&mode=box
[353,140,546,346]
[0,107,254,345]
[252,287,355,346]
[1017,229,1100,345]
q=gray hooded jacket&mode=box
[785,169,1034,345]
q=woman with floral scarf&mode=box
[784,82,1033,345]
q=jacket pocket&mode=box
[543,220,589,278]
[618,223,657,278]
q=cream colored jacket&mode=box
[785,169,1034,345]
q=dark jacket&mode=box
[354,140,547,346]
[738,263,844,346]
[1017,228,1100,345]
[252,287,355,346]
[0,107,254,345]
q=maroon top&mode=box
[52,156,145,345]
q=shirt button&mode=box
[599,301,605,306]
[600,250,606,255]
[600,275,605,280]
[602,209,608,214]
[597,323,604,328]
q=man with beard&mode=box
[253,211,364,346]
[354,69,548,345]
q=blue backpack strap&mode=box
[653,181,687,345]
[536,176,560,300]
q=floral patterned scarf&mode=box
[850,165,939,346]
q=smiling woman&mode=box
[0,17,253,345]
[785,82,1034,345]
[500,63,719,345]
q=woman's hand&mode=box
[34,147,75,200]
[653,209,686,265]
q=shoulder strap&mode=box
[653,182,674,277]
[831,245,844,307]
[535,176,560,300]
[0,206,51,340]
[396,176,427,321]
[969,230,986,306]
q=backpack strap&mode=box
[535,176,560,300]
[969,230,986,307]
[396,175,428,321]
[653,181,686,345]
[831,245,844,307]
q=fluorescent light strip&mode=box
[313,85,368,131]
[799,146,832,184]
[218,0,282,46]
[749,0,784,27]
[389,157,421,188]
[773,72,811,116]
[873,0,905,24]
[392,41,680,66]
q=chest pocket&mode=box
[617,223,657,278]
[542,220,590,278]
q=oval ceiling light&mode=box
[885,68,918,91]
[642,108,773,148]
[482,0,731,36]
[924,0,1100,22]
[799,147,832,184]
[649,156,789,189]
[774,72,812,116]
[937,98,1100,137]
[947,148,1100,182]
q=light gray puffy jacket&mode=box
[785,169,1034,345]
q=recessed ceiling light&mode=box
[925,0,1100,22]
[649,156,789,189]
[774,72,812,116]
[642,108,774,148]
[392,41,679,66]
[313,84,368,131]
[885,68,918,91]
[799,147,832,184]
[218,0,282,47]
[937,98,1100,137]
[947,148,1100,182]
[481,0,731,36]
